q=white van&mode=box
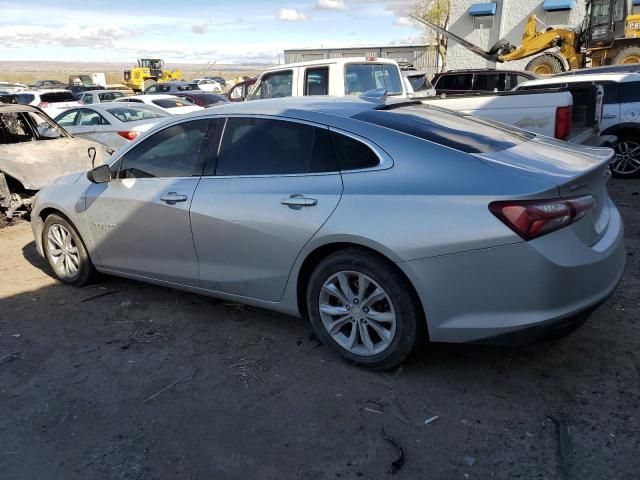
[247,57,410,100]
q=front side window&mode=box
[82,94,94,104]
[438,74,472,91]
[0,112,35,143]
[344,63,403,96]
[228,85,244,100]
[305,67,329,96]
[619,82,640,103]
[249,70,293,100]
[55,110,80,127]
[216,117,338,176]
[26,112,65,139]
[119,120,209,178]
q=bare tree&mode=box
[411,0,451,71]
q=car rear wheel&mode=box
[611,136,640,178]
[307,249,423,370]
[43,214,94,286]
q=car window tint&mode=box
[305,67,329,96]
[474,73,503,91]
[119,120,209,178]
[27,111,65,139]
[330,132,380,170]
[158,85,170,93]
[229,85,243,100]
[16,94,35,104]
[354,105,532,154]
[55,110,80,127]
[252,70,293,99]
[216,117,338,176]
[98,92,123,102]
[40,92,77,103]
[83,95,94,104]
[619,82,640,102]
[438,74,472,90]
[344,63,403,96]
[152,98,191,108]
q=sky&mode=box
[0,0,424,64]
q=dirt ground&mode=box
[1,179,639,480]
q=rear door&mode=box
[190,116,343,301]
[84,119,214,285]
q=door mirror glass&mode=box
[88,164,111,184]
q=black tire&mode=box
[42,214,94,286]
[611,135,640,178]
[143,79,157,91]
[612,46,640,65]
[307,249,424,370]
[526,54,564,75]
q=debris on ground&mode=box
[0,351,21,365]
[463,455,476,467]
[80,290,118,302]
[381,427,405,475]
[424,415,439,425]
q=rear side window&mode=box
[437,74,472,91]
[473,73,503,91]
[619,82,640,103]
[119,120,209,178]
[216,117,338,176]
[354,105,532,154]
[331,132,380,170]
[305,67,329,96]
[344,63,403,96]
[40,92,76,103]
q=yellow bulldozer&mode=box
[411,0,640,74]
[123,59,182,92]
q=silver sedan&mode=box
[54,103,170,150]
[31,97,625,369]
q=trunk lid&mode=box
[476,136,614,246]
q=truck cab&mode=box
[247,57,409,101]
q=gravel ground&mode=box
[0,179,639,480]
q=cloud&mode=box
[277,8,309,22]
[0,24,136,48]
[394,16,413,26]
[190,23,208,34]
[316,0,345,10]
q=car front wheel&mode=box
[307,249,424,370]
[43,214,94,286]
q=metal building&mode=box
[284,44,440,77]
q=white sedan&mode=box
[192,78,224,93]
[113,94,203,115]
[54,103,170,149]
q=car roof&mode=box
[0,104,41,113]
[82,89,126,94]
[265,56,399,71]
[435,68,536,75]
[519,72,640,86]
[19,89,73,94]
[123,94,179,100]
[183,96,400,120]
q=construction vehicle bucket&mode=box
[408,14,501,62]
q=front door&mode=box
[84,119,212,285]
[190,116,343,301]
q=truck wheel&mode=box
[143,79,157,91]
[526,55,564,75]
[611,136,640,178]
[612,46,640,65]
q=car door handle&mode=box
[160,192,188,204]
[281,195,317,208]
[602,114,617,119]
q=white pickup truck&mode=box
[249,57,608,145]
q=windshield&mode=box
[344,63,403,96]
[354,104,532,154]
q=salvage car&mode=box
[30,97,625,369]
[0,104,111,219]
[143,81,200,94]
[16,90,84,118]
[54,103,170,149]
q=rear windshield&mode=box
[345,63,403,96]
[40,92,77,103]
[98,91,125,102]
[152,98,192,108]
[108,106,170,122]
[354,105,533,154]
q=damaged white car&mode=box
[0,104,112,220]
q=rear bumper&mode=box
[398,201,625,344]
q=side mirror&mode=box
[87,164,111,184]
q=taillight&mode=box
[38,102,49,108]
[117,131,139,141]
[555,106,572,140]
[489,195,595,240]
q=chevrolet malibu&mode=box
[30,97,625,369]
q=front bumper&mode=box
[398,203,625,344]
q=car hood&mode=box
[0,137,111,190]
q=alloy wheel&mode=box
[613,140,640,176]
[318,271,397,357]
[46,223,80,279]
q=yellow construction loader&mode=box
[411,0,640,74]
[123,59,182,92]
